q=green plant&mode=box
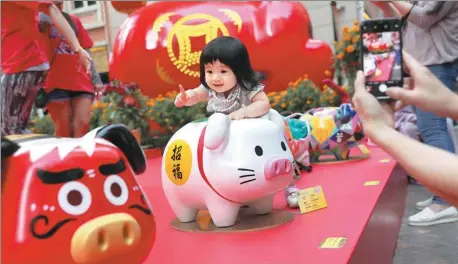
[99,83,152,136]
[148,91,208,135]
[333,20,362,95]
[29,107,55,135]
[268,75,342,114]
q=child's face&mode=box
[204,60,237,93]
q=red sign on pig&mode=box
[1,125,155,264]
[110,1,334,99]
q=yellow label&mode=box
[379,159,391,163]
[319,237,347,249]
[358,144,370,155]
[165,140,192,186]
[364,180,380,186]
[297,186,328,214]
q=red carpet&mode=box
[368,55,395,82]
[139,147,400,264]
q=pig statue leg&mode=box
[248,195,274,215]
[206,196,241,227]
[166,192,199,223]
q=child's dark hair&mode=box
[200,36,266,91]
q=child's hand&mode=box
[175,85,191,108]
[228,108,246,120]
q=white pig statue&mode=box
[161,111,295,227]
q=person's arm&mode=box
[371,127,458,207]
[48,4,83,52]
[86,49,102,85]
[244,91,270,118]
[392,1,454,29]
[185,85,209,105]
[372,1,402,18]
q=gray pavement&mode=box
[394,184,458,264]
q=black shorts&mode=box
[48,88,94,101]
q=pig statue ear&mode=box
[204,113,231,150]
[260,109,286,131]
[2,137,20,170]
[94,125,147,175]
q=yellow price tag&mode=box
[358,144,371,155]
[297,186,328,214]
[319,237,347,249]
[364,181,380,186]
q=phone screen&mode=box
[361,19,403,101]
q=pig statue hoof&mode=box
[162,113,295,228]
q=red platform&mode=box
[138,146,407,264]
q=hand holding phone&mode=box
[360,18,404,101]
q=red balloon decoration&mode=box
[110,1,334,98]
[111,1,146,15]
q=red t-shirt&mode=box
[43,14,94,93]
[1,1,52,74]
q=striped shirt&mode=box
[403,1,458,66]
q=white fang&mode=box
[13,137,115,162]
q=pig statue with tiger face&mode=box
[1,125,155,264]
[161,110,295,228]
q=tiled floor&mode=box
[394,184,458,264]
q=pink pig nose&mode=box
[264,158,293,180]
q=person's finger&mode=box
[179,85,187,97]
[354,71,366,94]
[394,100,406,111]
[385,87,411,102]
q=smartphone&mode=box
[360,18,404,101]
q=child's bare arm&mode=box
[177,85,210,107]
[189,85,210,103]
[244,91,270,118]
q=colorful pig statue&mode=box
[110,1,334,98]
[161,110,295,227]
[284,117,312,172]
[1,125,155,264]
[301,104,365,162]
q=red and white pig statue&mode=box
[1,125,155,264]
[161,110,295,227]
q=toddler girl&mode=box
[174,36,271,119]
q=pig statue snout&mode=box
[264,157,293,180]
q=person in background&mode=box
[1,1,92,135]
[371,0,458,227]
[39,0,103,138]
[353,51,458,211]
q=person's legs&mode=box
[70,93,94,137]
[46,89,72,137]
[409,61,458,226]
[1,71,47,135]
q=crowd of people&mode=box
[1,0,100,138]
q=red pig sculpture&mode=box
[1,125,155,264]
[109,1,334,98]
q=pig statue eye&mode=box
[254,146,263,156]
[281,141,287,151]
[104,175,129,206]
[58,181,92,216]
